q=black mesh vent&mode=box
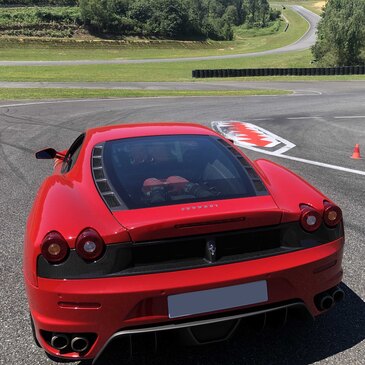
[216,229,281,258]
[236,155,250,167]
[246,167,258,179]
[104,194,121,208]
[92,144,122,210]
[92,157,102,168]
[133,239,206,265]
[93,168,105,180]
[93,148,102,157]
[253,180,266,192]
[217,138,267,195]
[97,180,111,193]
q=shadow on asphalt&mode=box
[88,283,364,365]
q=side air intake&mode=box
[217,138,268,195]
[92,144,122,210]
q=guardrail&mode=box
[192,66,365,78]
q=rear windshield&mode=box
[99,135,267,209]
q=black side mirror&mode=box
[35,148,57,159]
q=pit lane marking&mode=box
[212,120,296,155]
[212,120,365,177]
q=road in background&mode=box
[0,6,320,67]
[0,80,363,94]
[0,80,364,365]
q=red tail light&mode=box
[41,231,69,263]
[300,205,322,232]
[76,228,105,261]
[323,202,342,227]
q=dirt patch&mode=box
[314,1,326,10]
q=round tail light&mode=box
[41,231,69,263]
[76,228,105,261]
[323,202,342,227]
[300,205,322,232]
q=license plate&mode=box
[168,280,268,319]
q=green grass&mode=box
[3,49,363,83]
[0,50,314,82]
[0,8,308,61]
[0,88,290,100]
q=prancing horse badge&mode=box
[206,240,217,262]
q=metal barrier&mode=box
[192,66,365,78]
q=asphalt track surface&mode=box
[0,80,364,365]
[0,6,319,67]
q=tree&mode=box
[312,0,365,66]
[79,0,276,40]
[223,5,239,26]
[79,0,130,34]
[258,0,270,27]
[242,0,271,27]
[128,0,188,38]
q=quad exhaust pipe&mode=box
[315,286,345,311]
[51,333,89,353]
[71,336,89,353]
[331,287,345,303]
[51,333,69,350]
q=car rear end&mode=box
[24,124,345,363]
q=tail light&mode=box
[300,205,322,232]
[323,202,342,227]
[76,228,105,261]
[41,231,69,263]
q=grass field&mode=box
[0,88,290,100]
[0,50,314,82]
[0,8,308,61]
[272,1,326,15]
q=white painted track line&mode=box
[256,150,365,176]
[334,116,365,119]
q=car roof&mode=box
[86,122,217,145]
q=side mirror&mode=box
[35,148,65,160]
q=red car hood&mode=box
[112,196,282,242]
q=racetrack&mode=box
[0,6,319,67]
[0,80,364,365]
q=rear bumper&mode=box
[26,237,344,361]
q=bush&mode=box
[0,6,81,37]
[0,0,77,5]
[312,0,365,66]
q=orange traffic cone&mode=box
[351,144,362,159]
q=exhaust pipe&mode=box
[315,293,334,311]
[71,336,89,353]
[51,333,69,350]
[330,287,345,302]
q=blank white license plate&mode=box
[168,280,268,319]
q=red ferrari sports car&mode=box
[24,123,345,363]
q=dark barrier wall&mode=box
[192,66,365,78]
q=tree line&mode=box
[313,0,365,66]
[78,0,280,40]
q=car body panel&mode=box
[112,195,282,241]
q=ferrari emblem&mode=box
[206,240,217,262]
